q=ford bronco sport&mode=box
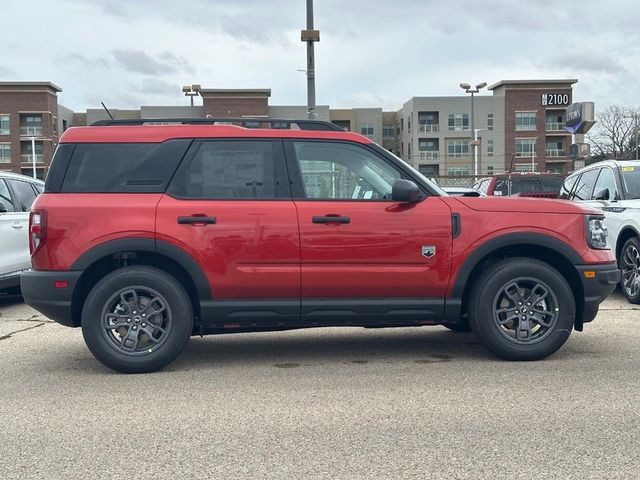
[21,118,619,373]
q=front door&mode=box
[156,139,300,327]
[285,140,452,323]
[0,178,32,276]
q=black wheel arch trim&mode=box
[615,225,640,258]
[70,238,212,300]
[451,232,584,299]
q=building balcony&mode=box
[20,126,43,136]
[418,124,439,133]
[545,122,565,131]
[21,154,44,163]
[418,151,439,161]
[545,149,566,157]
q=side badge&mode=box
[422,245,436,258]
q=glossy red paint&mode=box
[60,125,372,145]
[156,195,300,299]
[295,197,452,298]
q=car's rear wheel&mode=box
[81,266,193,373]
[469,258,574,361]
[619,237,640,304]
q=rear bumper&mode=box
[0,271,23,291]
[575,263,620,326]
[20,270,82,327]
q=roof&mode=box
[0,81,62,92]
[0,171,45,183]
[488,79,578,90]
[574,159,640,171]
[59,124,372,144]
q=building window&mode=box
[21,140,44,163]
[21,115,43,136]
[487,139,494,157]
[487,113,494,131]
[515,164,534,173]
[546,140,565,157]
[447,139,469,158]
[447,166,469,176]
[400,118,404,134]
[515,112,537,131]
[0,115,9,135]
[407,116,411,134]
[360,123,374,139]
[448,113,469,131]
[515,139,536,158]
[0,144,10,163]
[487,165,494,175]
[408,142,411,159]
[418,164,439,177]
[382,125,395,138]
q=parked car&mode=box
[559,160,640,303]
[441,187,484,197]
[473,173,565,198]
[0,172,44,293]
[21,118,618,372]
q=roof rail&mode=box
[90,117,345,131]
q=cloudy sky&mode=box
[1,0,639,112]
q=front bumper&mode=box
[575,263,620,328]
[20,270,82,327]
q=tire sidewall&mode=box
[619,237,640,304]
[82,267,193,373]
[470,260,575,361]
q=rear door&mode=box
[0,178,32,275]
[157,139,301,327]
[285,139,452,323]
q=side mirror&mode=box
[594,188,610,201]
[392,179,422,203]
[0,201,7,213]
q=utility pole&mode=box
[301,0,320,119]
[459,82,487,177]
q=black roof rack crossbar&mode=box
[90,117,345,131]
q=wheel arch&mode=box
[451,233,585,330]
[615,226,640,261]
[69,238,211,327]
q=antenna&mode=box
[100,102,114,120]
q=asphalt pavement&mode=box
[0,292,638,479]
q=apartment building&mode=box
[0,82,62,179]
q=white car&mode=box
[560,160,640,303]
[0,172,44,293]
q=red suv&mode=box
[21,119,619,373]
[474,173,564,198]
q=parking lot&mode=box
[0,292,638,480]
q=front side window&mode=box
[592,168,618,200]
[0,115,9,135]
[293,141,402,200]
[170,140,287,199]
[0,179,16,212]
[515,112,537,131]
[571,169,599,201]
[448,113,469,131]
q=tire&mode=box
[81,266,193,373]
[619,237,640,304]
[468,258,575,361]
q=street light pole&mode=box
[301,0,320,119]
[31,136,36,179]
[182,84,201,117]
[460,82,487,177]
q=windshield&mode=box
[382,150,449,196]
[620,165,640,199]
[493,175,564,196]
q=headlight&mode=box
[586,216,609,250]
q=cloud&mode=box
[111,49,194,76]
[543,52,629,75]
[130,78,180,96]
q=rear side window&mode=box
[0,179,16,212]
[168,140,289,199]
[60,140,191,193]
[8,179,37,211]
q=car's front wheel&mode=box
[619,237,640,304]
[81,266,193,373]
[469,258,575,361]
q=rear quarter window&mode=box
[60,140,191,193]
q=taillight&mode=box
[29,209,47,255]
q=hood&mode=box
[616,199,640,209]
[448,196,602,215]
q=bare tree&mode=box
[587,105,640,160]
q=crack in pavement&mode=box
[0,322,47,341]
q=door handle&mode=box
[312,215,350,224]
[177,215,217,225]
[11,224,24,229]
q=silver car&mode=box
[0,172,44,292]
[559,160,640,303]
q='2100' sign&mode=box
[541,93,570,106]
